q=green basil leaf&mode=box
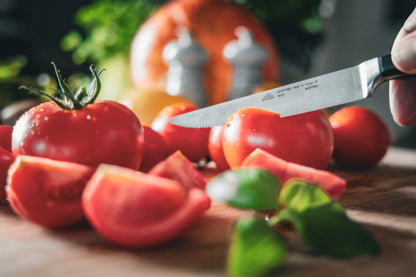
[278,179,332,213]
[207,168,280,210]
[227,217,287,276]
[277,202,380,258]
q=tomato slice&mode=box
[241,149,346,200]
[82,164,211,248]
[7,155,94,228]
[149,151,207,191]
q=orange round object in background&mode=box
[329,106,390,169]
[119,86,192,126]
[129,0,279,106]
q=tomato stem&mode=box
[19,63,104,110]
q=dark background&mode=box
[0,0,415,147]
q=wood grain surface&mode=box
[1,147,416,277]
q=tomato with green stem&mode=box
[12,63,144,169]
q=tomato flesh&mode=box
[7,155,94,228]
[241,149,346,199]
[82,164,211,248]
[149,151,207,191]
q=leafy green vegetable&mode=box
[277,201,380,258]
[277,179,332,212]
[206,168,280,211]
[61,0,160,64]
[214,172,379,276]
[227,217,287,277]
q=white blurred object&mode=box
[223,27,268,100]
[163,27,208,107]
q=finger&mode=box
[389,78,416,126]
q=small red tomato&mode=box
[222,107,334,169]
[208,125,230,171]
[12,63,144,169]
[139,126,167,172]
[151,103,210,162]
[0,125,13,152]
[7,155,94,228]
[329,106,390,169]
[82,164,211,248]
[0,147,15,200]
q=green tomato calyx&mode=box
[19,62,104,110]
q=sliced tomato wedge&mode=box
[241,149,346,199]
[82,164,211,248]
[149,151,207,190]
[7,155,94,228]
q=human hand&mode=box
[390,7,416,126]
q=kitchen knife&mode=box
[169,54,410,128]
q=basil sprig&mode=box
[207,169,380,276]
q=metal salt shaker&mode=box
[223,27,268,100]
[163,27,208,107]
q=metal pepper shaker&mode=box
[163,27,208,107]
[223,27,268,100]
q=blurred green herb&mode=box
[61,0,160,65]
[0,56,27,81]
[207,172,380,276]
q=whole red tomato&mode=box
[0,125,13,152]
[208,125,230,171]
[329,106,390,169]
[12,63,144,169]
[151,103,210,162]
[0,147,15,200]
[222,108,333,169]
[139,125,167,172]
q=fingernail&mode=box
[392,32,416,74]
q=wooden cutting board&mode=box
[1,147,416,277]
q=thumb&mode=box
[391,8,416,74]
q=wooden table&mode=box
[1,147,416,277]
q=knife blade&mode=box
[169,54,409,128]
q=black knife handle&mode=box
[378,54,410,79]
[368,54,413,96]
